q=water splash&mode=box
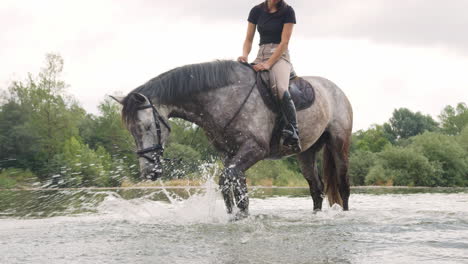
[97,163,230,224]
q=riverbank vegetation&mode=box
[1,55,467,188]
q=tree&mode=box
[0,100,37,170]
[366,146,441,186]
[164,143,202,179]
[439,103,468,135]
[349,150,375,185]
[352,125,391,153]
[6,54,85,178]
[410,132,467,186]
[51,136,121,187]
[167,118,218,161]
[246,160,305,187]
[79,98,138,176]
[0,168,37,189]
[458,126,468,153]
[383,108,439,143]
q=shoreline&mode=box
[1,186,467,191]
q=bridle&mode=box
[133,93,172,164]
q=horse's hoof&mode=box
[229,211,249,222]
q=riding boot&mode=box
[280,91,302,152]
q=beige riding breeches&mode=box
[252,43,293,99]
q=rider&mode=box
[238,0,301,152]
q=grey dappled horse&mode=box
[112,60,353,219]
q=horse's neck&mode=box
[167,87,234,130]
[167,99,211,129]
[169,105,204,126]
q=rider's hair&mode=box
[261,0,287,12]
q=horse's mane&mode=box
[121,60,240,128]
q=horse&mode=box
[111,60,353,219]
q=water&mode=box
[1,186,467,264]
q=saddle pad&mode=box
[257,71,315,113]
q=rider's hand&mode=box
[237,56,248,63]
[253,62,272,72]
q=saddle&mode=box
[256,70,315,114]
[243,63,316,157]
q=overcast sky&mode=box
[1,0,467,131]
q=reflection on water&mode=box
[0,186,467,264]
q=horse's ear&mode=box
[109,95,125,105]
[132,93,148,103]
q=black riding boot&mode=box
[280,91,302,152]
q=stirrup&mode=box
[282,126,301,152]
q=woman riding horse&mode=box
[238,0,300,152]
[113,1,353,220]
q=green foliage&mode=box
[3,53,85,177]
[51,137,120,187]
[365,165,391,186]
[164,143,202,179]
[0,168,37,189]
[79,98,139,179]
[165,141,202,160]
[366,146,441,186]
[1,53,467,188]
[0,101,37,169]
[80,98,134,156]
[167,118,217,161]
[410,132,468,186]
[349,150,375,186]
[352,125,391,153]
[0,175,16,189]
[383,108,439,142]
[246,160,306,187]
[439,103,468,135]
[458,126,468,153]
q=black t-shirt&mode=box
[247,4,296,45]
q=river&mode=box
[1,186,467,264]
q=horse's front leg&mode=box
[219,140,267,220]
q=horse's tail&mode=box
[323,144,343,207]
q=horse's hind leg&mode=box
[219,140,267,218]
[297,133,327,211]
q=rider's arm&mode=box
[265,23,294,66]
[239,22,256,62]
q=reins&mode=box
[222,63,258,132]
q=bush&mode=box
[349,150,376,186]
[365,164,392,185]
[51,137,118,187]
[367,146,441,186]
[246,160,306,187]
[0,168,37,189]
[164,143,202,179]
[458,126,468,153]
[0,173,16,188]
[410,132,468,186]
[352,125,391,153]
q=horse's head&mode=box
[111,93,171,180]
